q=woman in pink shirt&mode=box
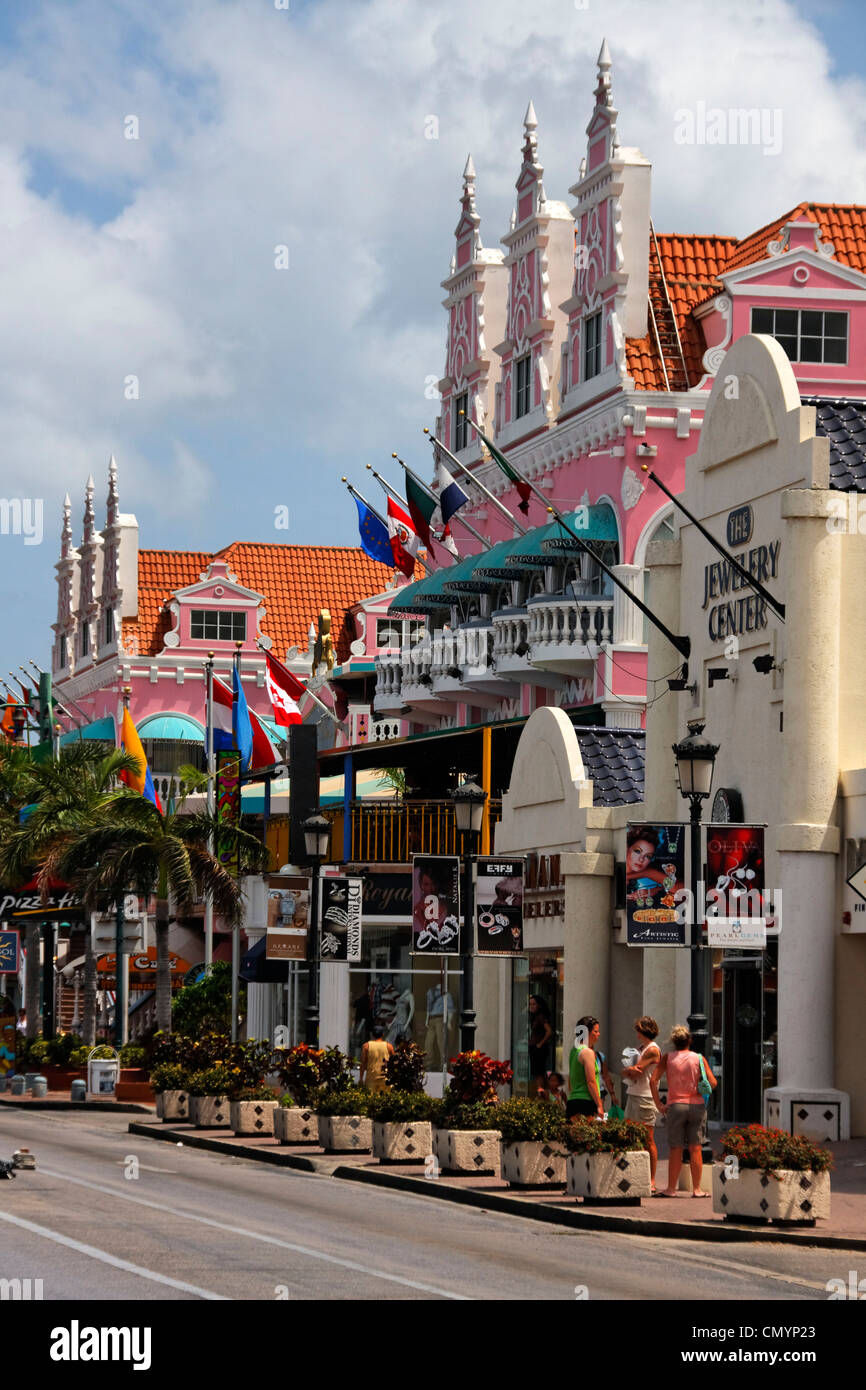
[651,1025,717,1197]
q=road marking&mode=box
[39,1167,469,1300]
[595,1232,832,1293]
[0,1209,228,1300]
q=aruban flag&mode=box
[119,708,163,813]
[473,423,532,514]
[386,496,420,578]
[212,675,278,768]
[264,651,305,728]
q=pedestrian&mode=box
[546,1071,567,1110]
[651,1025,717,1197]
[528,994,553,1094]
[359,1024,394,1093]
[566,1016,604,1120]
[621,1015,661,1192]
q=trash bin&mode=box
[32,1076,48,1098]
[87,1051,119,1097]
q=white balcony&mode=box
[527,594,614,672]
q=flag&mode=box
[232,664,254,771]
[386,496,420,578]
[119,708,163,813]
[437,463,469,525]
[436,524,459,560]
[404,471,436,548]
[264,651,305,728]
[1,695,18,741]
[353,495,394,566]
[213,675,278,767]
[473,423,532,514]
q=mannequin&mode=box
[424,984,456,1068]
[387,986,415,1045]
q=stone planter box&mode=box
[567,1150,651,1203]
[155,1089,189,1123]
[500,1139,566,1188]
[372,1120,432,1164]
[189,1094,231,1129]
[433,1127,501,1176]
[713,1166,830,1224]
[230,1100,278,1136]
[274,1105,319,1145]
[318,1115,373,1154]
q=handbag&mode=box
[697,1054,713,1102]
[607,1103,625,1121]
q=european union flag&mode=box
[353,496,393,565]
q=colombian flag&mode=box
[119,707,163,813]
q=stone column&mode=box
[766,490,849,1140]
[562,851,615,1043]
[610,563,644,646]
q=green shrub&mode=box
[383,1042,426,1092]
[434,1099,502,1132]
[366,1089,437,1123]
[312,1084,370,1117]
[150,1063,190,1094]
[186,1065,240,1098]
[279,1092,295,1108]
[119,1044,147,1068]
[720,1124,833,1176]
[233,1086,278,1103]
[492,1097,567,1144]
[562,1116,651,1155]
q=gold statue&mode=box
[313,608,335,675]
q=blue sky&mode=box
[2,0,866,669]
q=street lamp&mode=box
[672,720,719,1061]
[303,812,331,1045]
[451,780,488,1052]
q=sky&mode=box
[0,0,865,668]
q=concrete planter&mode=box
[230,1100,278,1136]
[372,1120,432,1164]
[274,1105,319,1145]
[318,1115,373,1153]
[713,1166,830,1223]
[500,1139,566,1188]
[567,1150,651,1203]
[189,1094,231,1129]
[155,1089,189,1123]
[433,1127,501,1176]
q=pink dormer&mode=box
[559,40,652,419]
[162,559,266,655]
[493,103,574,449]
[437,156,508,464]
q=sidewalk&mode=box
[126,1116,866,1252]
[0,1089,153,1114]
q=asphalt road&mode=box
[0,1109,856,1301]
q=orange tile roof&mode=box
[626,206,866,391]
[125,543,411,662]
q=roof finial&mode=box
[524,99,537,133]
[596,38,613,105]
[463,152,476,183]
[61,493,72,556]
[106,454,119,524]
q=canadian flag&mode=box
[264,651,305,727]
[386,496,420,578]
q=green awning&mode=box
[58,714,116,746]
[506,505,618,569]
[443,543,517,594]
[137,714,205,742]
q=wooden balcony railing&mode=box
[264,799,503,868]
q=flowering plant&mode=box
[383,1042,427,1092]
[562,1116,652,1155]
[447,1051,513,1104]
[186,1065,241,1097]
[720,1124,833,1177]
[275,1044,354,1101]
[149,1063,190,1094]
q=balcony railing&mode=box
[323,798,503,863]
[527,594,614,650]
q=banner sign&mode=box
[475,858,524,956]
[411,855,460,955]
[266,875,310,930]
[626,824,687,946]
[215,751,241,875]
[318,876,363,962]
[96,948,192,989]
[0,930,21,972]
[705,825,766,947]
[0,880,83,922]
[0,1014,15,1076]
[266,927,308,961]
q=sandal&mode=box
[692,1189,710,1198]
[653,1190,673,1197]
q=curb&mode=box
[127,1121,866,1252]
[1,1099,154,1114]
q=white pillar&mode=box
[562,851,615,1041]
[610,563,644,646]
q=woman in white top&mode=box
[621,1016,661,1192]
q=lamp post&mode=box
[451,780,488,1052]
[303,812,331,1045]
[672,721,720,1061]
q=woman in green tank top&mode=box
[567,1016,604,1120]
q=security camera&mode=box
[753,654,776,675]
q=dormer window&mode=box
[751,307,847,364]
[453,392,469,451]
[190,609,246,642]
[515,354,532,418]
[583,311,602,379]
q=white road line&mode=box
[39,1167,469,1300]
[0,1209,228,1300]
[599,1231,832,1293]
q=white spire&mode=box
[596,37,613,106]
[523,99,537,132]
[463,152,476,181]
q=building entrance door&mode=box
[720,955,764,1123]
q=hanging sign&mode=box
[475,858,524,956]
[411,855,460,955]
[626,824,687,946]
[266,928,308,961]
[705,825,766,947]
[0,930,21,972]
[318,876,363,962]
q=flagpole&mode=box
[460,415,691,659]
[341,477,389,530]
[204,652,215,969]
[422,430,528,536]
[256,643,348,736]
[397,454,491,552]
[230,645,243,1044]
[366,464,407,509]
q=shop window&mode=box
[190,610,247,642]
[751,306,847,364]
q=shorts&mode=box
[625,1094,657,1128]
[666,1102,706,1148]
[566,1099,598,1119]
